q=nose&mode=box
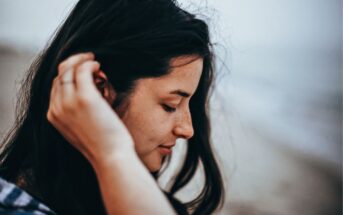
[173,109,194,139]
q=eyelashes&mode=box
[162,104,176,113]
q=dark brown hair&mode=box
[0,0,225,214]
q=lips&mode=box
[159,146,172,155]
[158,143,175,155]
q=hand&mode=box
[47,52,134,163]
[47,53,175,215]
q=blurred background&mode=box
[0,0,341,214]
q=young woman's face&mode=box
[118,56,203,172]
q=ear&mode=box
[94,70,116,105]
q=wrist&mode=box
[87,140,137,170]
[80,129,134,161]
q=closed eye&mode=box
[162,104,176,113]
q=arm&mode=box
[47,52,175,215]
[90,146,174,215]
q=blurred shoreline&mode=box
[0,43,341,215]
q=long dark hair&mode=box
[0,0,224,214]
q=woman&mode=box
[0,0,225,214]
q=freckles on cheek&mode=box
[127,111,156,146]
[140,118,171,149]
[127,95,173,148]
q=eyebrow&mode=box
[169,90,191,98]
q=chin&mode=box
[146,162,162,173]
[139,150,164,173]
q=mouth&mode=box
[158,144,175,155]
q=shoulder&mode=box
[0,177,56,215]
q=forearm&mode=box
[89,145,175,215]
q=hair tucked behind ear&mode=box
[0,0,225,214]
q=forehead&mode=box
[140,56,203,95]
[168,56,203,82]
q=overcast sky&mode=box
[0,0,341,51]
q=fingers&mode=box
[48,52,108,152]
[48,77,60,120]
[75,61,101,94]
[58,52,94,76]
[49,52,101,120]
[57,52,95,100]
[60,68,75,102]
[57,52,101,99]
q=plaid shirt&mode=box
[0,177,56,215]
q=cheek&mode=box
[121,105,173,154]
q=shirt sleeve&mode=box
[0,177,57,215]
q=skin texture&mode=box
[48,53,202,172]
[47,53,203,214]
[47,53,133,161]
[47,53,176,214]
[120,56,203,172]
